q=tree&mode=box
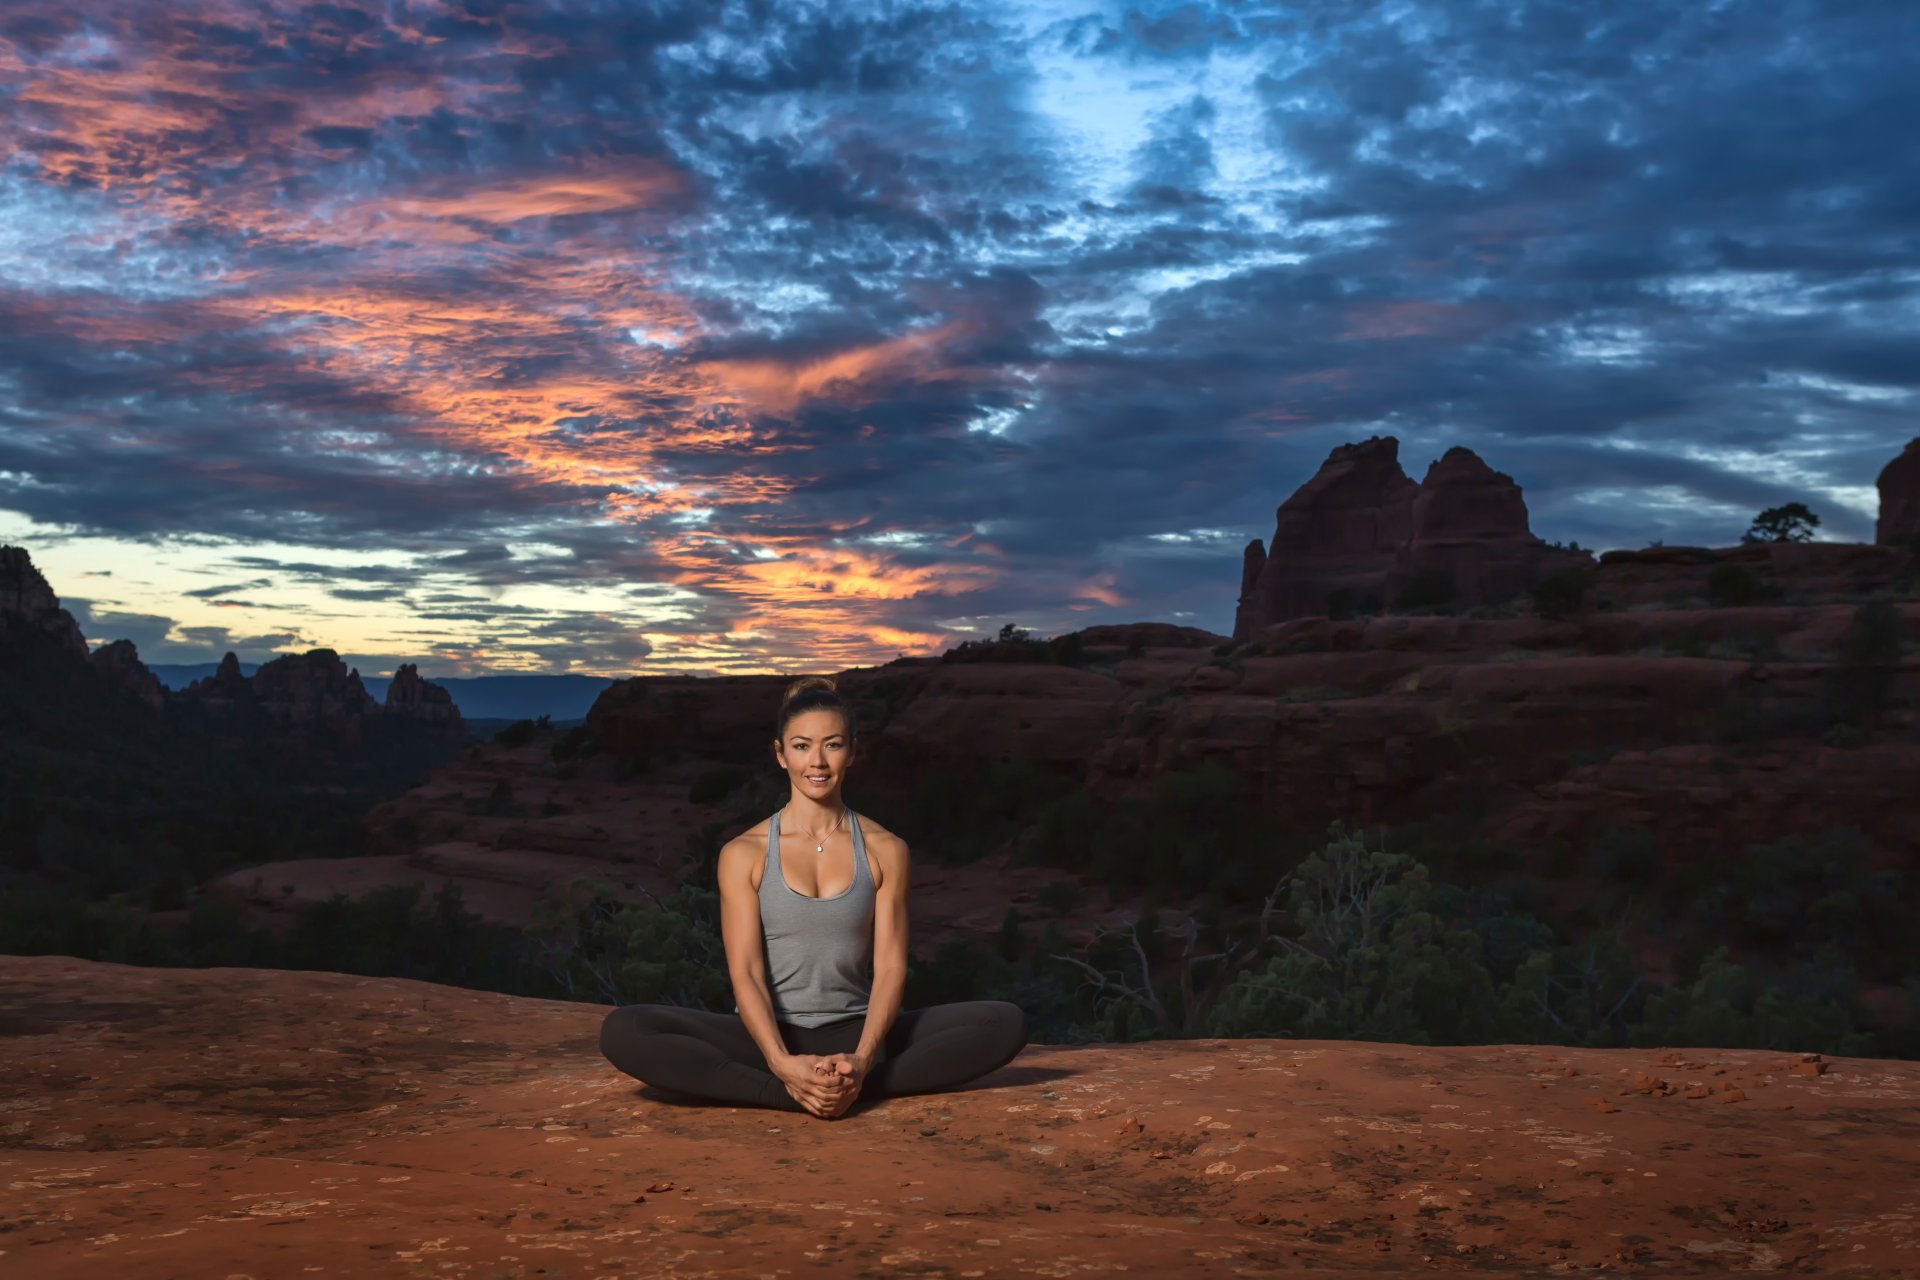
[1743,502,1820,544]
[1202,825,1495,1045]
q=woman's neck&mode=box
[783,792,847,826]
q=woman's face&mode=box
[775,708,853,799]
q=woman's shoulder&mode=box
[718,818,771,859]
[853,811,909,855]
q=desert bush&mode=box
[1706,564,1777,607]
[1496,930,1649,1047]
[1631,944,1874,1054]
[1827,599,1904,724]
[1530,566,1596,621]
[1204,826,1496,1045]
[551,724,595,761]
[493,718,540,748]
[526,878,731,1008]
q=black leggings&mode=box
[599,1000,1027,1112]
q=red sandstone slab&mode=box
[3,956,1917,1278]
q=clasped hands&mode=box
[776,1051,870,1118]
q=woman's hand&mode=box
[814,1052,869,1118]
[772,1054,857,1118]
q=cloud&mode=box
[3,0,1914,671]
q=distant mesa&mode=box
[0,543,466,756]
[1234,436,1585,637]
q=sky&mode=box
[1,0,1915,677]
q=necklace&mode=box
[795,807,847,853]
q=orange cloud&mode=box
[700,319,976,412]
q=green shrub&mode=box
[525,879,731,1008]
[1631,944,1874,1054]
[1204,826,1496,1045]
[1530,566,1596,621]
[1828,599,1904,724]
[1706,564,1776,607]
[551,724,595,761]
[494,718,540,748]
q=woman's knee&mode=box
[988,1000,1029,1056]
[598,1003,666,1067]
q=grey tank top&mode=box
[737,807,875,1028]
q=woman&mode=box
[600,675,1028,1118]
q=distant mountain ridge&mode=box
[144,664,611,722]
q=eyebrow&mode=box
[786,734,845,743]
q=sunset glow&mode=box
[2,1,1913,677]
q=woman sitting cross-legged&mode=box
[599,674,1028,1118]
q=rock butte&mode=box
[5,957,1920,1278]
[1234,437,1593,637]
[1881,436,1920,548]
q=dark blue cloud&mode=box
[1,0,1914,671]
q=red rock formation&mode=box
[1388,446,1590,606]
[174,648,467,763]
[1234,439,1587,634]
[385,661,467,749]
[87,637,166,715]
[1236,538,1266,629]
[1877,435,1920,547]
[5,954,1916,1277]
[0,544,87,658]
[1234,436,1417,636]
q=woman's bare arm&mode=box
[717,834,795,1072]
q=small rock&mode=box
[1718,1089,1747,1103]
[1236,1210,1270,1226]
[1793,1061,1828,1076]
[645,1181,674,1193]
[1036,1201,1052,1211]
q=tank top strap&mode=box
[765,809,782,880]
[848,807,868,886]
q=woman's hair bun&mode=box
[776,673,855,743]
[782,673,837,703]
